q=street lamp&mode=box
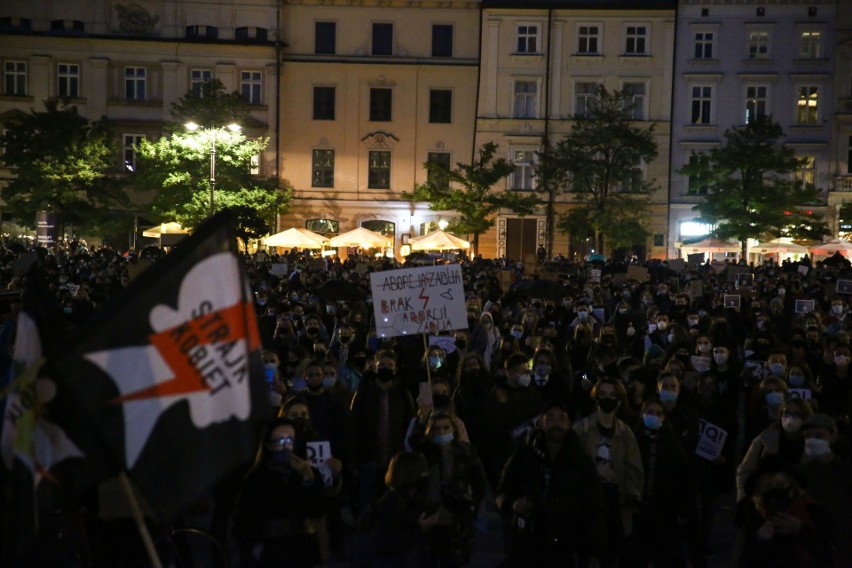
[185,121,241,215]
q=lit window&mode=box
[312,149,335,187]
[745,85,767,123]
[748,31,769,59]
[123,134,144,173]
[800,32,821,59]
[511,150,535,190]
[368,151,391,189]
[796,86,819,125]
[796,156,815,186]
[690,85,712,124]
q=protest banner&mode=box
[691,355,711,373]
[269,263,289,276]
[723,295,741,309]
[306,441,334,487]
[626,265,649,282]
[695,420,728,461]
[837,279,852,295]
[370,264,467,338]
[795,299,816,314]
[589,268,602,283]
[798,265,809,276]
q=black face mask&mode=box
[456,339,467,350]
[351,356,367,369]
[270,448,292,466]
[598,397,619,414]
[761,487,792,516]
[377,368,395,382]
[306,327,319,336]
[291,417,308,432]
[462,369,480,382]
[432,394,450,409]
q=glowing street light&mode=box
[185,121,241,215]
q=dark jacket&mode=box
[350,380,415,468]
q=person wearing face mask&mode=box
[530,349,572,406]
[413,411,487,568]
[626,398,693,568]
[797,414,852,563]
[471,312,500,371]
[817,346,852,423]
[297,360,349,462]
[453,353,493,452]
[569,301,601,338]
[233,418,325,568]
[709,345,741,414]
[573,378,644,567]
[497,400,605,567]
[647,314,673,350]
[350,350,416,509]
[405,379,470,451]
[298,314,329,352]
[481,353,543,491]
[822,299,850,337]
[444,331,471,380]
[737,398,813,503]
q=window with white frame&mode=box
[513,81,537,118]
[190,69,213,96]
[57,63,79,98]
[575,82,599,117]
[693,31,714,59]
[748,31,769,59]
[4,60,27,96]
[124,66,146,101]
[745,85,768,124]
[241,71,262,105]
[625,25,647,55]
[796,86,819,124]
[577,25,600,54]
[690,85,712,124]
[123,134,144,173]
[796,155,815,186]
[622,82,646,120]
[511,150,535,190]
[800,32,821,59]
[516,24,539,53]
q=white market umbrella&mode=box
[141,222,188,238]
[810,239,852,257]
[678,237,740,254]
[263,227,329,249]
[410,230,470,251]
[753,239,808,255]
[329,227,391,249]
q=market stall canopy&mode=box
[810,239,852,256]
[676,238,740,254]
[141,222,188,238]
[752,239,808,255]
[409,230,470,251]
[263,227,329,249]
[328,227,391,249]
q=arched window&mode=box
[306,218,339,236]
[361,220,395,239]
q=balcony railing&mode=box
[836,175,852,192]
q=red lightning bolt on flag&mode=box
[419,287,430,309]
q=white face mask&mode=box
[781,416,802,433]
[657,321,668,331]
[713,353,728,365]
[516,372,532,387]
[835,355,850,367]
[804,438,832,458]
[832,305,845,316]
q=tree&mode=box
[679,116,828,258]
[0,100,130,232]
[133,80,289,234]
[402,142,540,256]
[536,86,658,255]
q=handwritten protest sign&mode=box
[589,268,602,283]
[269,263,289,276]
[306,441,334,487]
[691,355,712,373]
[795,299,816,314]
[626,265,649,282]
[798,265,809,276]
[371,264,467,337]
[696,420,727,461]
[837,280,852,295]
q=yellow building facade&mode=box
[475,1,675,260]
[277,0,481,257]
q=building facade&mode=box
[670,0,837,258]
[275,0,480,258]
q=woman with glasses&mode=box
[233,417,326,567]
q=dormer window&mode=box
[235,26,268,42]
[0,17,32,31]
[50,19,85,34]
[185,25,218,40]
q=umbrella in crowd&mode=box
[409,230,470,251]
[263,227,329,249]
[141,222,188,238]
[329,227,391,249]
[677,237,740,255]
[810,239,852,257]
[310,278,365,302]
[510,278,567,301]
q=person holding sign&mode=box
[626,398,693,568]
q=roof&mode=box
[482,0,677,9]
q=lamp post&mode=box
[185,121,241,216]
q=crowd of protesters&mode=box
[5,240,852,567]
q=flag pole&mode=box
[118,472,164,568]
[422,333,432,385]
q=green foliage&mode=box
[169,79,249,130]
[558,199,650,252]
[0,100,130,231]
[537,86,657,252]
[133,81,290,233]
[402,142,540,254]
[679,116,828,255]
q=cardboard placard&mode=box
[668,258,686,273]
[795,299,816,314]
[306,441,334,487]
[723,295,741,309]
[696,420,728,461]
[371,264,468,337]
[798,265,810,276]
[626,265,649,282]
[269,263,289,276]
[735,273,755,288]
[589,268,602,283]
